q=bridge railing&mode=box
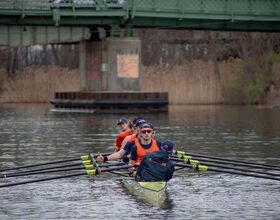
[0,0,279,27]
[0,0,279,16]
[131,0,280,18]
[0,0,51,10]
[0,0,127,10]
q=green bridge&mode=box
[1,0,280,47]
[1,0,280,31]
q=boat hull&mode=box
[121,179,167,207]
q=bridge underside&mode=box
[1,17,279,33]
[0,25,90,47]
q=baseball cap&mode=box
[135,119,146,128]
[139,123,154,130]
[117,117,127,125]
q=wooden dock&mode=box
[49,91,168,113]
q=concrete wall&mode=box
[80,37,141,91]
[80,40,103,91]
[106,37,141,91]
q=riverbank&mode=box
[1,61,279,105]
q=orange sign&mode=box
[117,54,139,78]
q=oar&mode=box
[90,159,131,177]
[0,164,132,188]
[0,153,111,173]
[110,171,131,177]
[171,157,280,177]
[0,160,92,178]
[173,150,280,171]
[0,160,126,178]
[174,162,280,181]
[173,155,280,171]
[1,165,95,178]
[0,162,127,178]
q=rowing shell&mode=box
[121,178,167,207]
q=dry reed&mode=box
[141,58,280,105]
[0,66,80,103]
[0,68,7,91]
[1,60,279,105]
[141,60,224,104]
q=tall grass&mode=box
[142,60,223,105]
[142,57,280,105]
[0,66,80,103]
[0,68,7,93]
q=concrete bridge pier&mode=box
[79,37,141,91]
[50,37,168,112]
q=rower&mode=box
[120,117,146,149]
[114,117,132,151]
[135,140,175,182]
[95,118,147,163]
[120,118,147,162]
[128,123,161,166]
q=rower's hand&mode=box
[114,143,118,151]
[96,154,104,162]
[129,167,136,176]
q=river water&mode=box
[0,104,279,220]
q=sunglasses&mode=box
[141,129,152,134]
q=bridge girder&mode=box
[0,0,279,32]
[0,25,91,47]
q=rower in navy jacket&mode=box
[135,140,175,182]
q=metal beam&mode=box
[0,0,279,31]
[0,25,91,47]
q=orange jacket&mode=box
[115,129,132,151]
[127,133,138,143]
[135,139,159,164]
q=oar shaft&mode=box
[1,162,84,177]
[1,167,86,178]
[207,167,280,181]
[187,157,280,171]
[101,165,132,172]
[180,151,280,169]
[110,171,130,177]
[1,161,127,178]
[171,157,280,177]
[0,153,111,173]
[0,172,87,188]
[175,163,280,181]
[0,164,132,188]
[0,158,79,172]
[1,162,127,178]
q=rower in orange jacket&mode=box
[95,117,149,163]
[129,123,161,166]
[114,117,132,151]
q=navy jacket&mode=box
[136,150,174,182]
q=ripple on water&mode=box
[1,104,280,219]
